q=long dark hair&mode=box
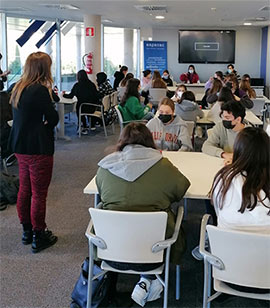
[209,79,223,94]
[188,65,197,74]
[77,70,90,82]
[210,127,270,213]
[120,78,140,106]
[96,72,107,86]
[179,91,195,103]
[218,86,234,102]
[120,73,134,87]
[116,122,157,151]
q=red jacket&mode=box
[180,72,199,84]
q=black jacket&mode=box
[8,84,59,155]
[113,71,124,90]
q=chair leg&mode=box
[163,248,171,308]
[207,262,212,308]
[203,260,211,308]
[79,110,82,138]
[184,199,188,220]
[87,242,94,308]
[2,158,8,174]
[176,265,180,300]
[101,115,107,137]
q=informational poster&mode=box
[143,41,167,73]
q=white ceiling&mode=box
[1,0,270,28]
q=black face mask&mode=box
[158,114,172,124]
[222,120,235,130]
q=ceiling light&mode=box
[211,8,216,11]
[102,19,113,23]
[244,22,252,26]
[148,37,152,41]
[155,15,165,19]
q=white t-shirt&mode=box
[213,173,270,234]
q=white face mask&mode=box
[189,70,194,74]
[162,75,168,79]
[177,91,183,98]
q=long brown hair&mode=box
[209,78,223,94]
[116,122,157,151]
[120,73,134,87]
[120,78,140,106]
[10,52,53,108]
[239,79,256,99]
[210,127,270,213]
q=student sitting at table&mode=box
[151,70,167,89]
[225,74,253,109]
[161,70,173,86]
[171,84,187,102]
[118,73,134,101]
[141,70,152,90]
[119,78,153,122]
[210,126,270,233]
[96,122,190,306]
[239,74,256,99]
[96,72,114,100]
[147,98,193,151]
[63,69,99,133]
[204,71,224,91]
[206,79,223,106]
[180,65,200,84]
[202,100,247,164]
[224,64,240,79]
[174,91,203,123]
[207,86,235,124]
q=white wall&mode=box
[152,27,262,82]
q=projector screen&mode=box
[178,30,235,64]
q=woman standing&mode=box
[9,52,59,253]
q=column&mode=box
[124,29,134,73]
[76,24,82,71]
[84,15,101,82]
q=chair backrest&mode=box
[117,87,126,102]
[115,105,124,131]
[111,91,118,106]
[251,99,266,116]
[89,208,168,263]
[102,95,111,112]
[149,88,167,105]
[184,120,195,138]
[206,225,270,289]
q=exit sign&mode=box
[86,27,95,37]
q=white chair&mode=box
[251,99,267,122]
[85,206,184,308]
[149,88,167,106]
[199,214,270,308]
[117,86,126,102]
[78,95,114,138]
[115,105,147,133]
[111,91,118,107]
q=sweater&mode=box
[213,174,270,234]
[174,100,204,122]
[146,115,193,151]
[180,72,200,84]
[8,84,59,155]
[96,144,191,263]
[202,122,241,157]
[120,96,150,121]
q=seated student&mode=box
[171,84,187,102]
[96,122,190,306]
[206,79,223,106]
[225,74,253,109]
[162,70,173,86]
[147,98,193,151]
[207,86,235,124]
[118,73,134,101]
[202,100,247,164]
[96,72,114,100]
[239,75,256,99]
[205,71,224,90]
[224,64,240,79]
[180,65,200,84]
[113,65,128,90]
[119,78,153,122]
[175,91,203,122]
[64,70,99,133]
[210,127,270,233]
[141,70,152,90]
[151,70,167,89]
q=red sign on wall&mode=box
[86,27,95,37]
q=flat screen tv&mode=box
[178,30,235,64]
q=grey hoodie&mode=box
[174,100,204,122]
[146,115,193,151]
[98,144,162,182]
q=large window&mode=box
[104,27,139,83]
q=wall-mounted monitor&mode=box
[178,30,235,64]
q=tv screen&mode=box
[178,30,235,64]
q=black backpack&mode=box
[0,172,19,208]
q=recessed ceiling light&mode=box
[155,15,165,19]
[244,22,252,26]
[102,19,113,23]
[211,8,216,11]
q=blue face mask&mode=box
[162,75,168,79]
[189,70,194,74]
[228,69,232,74]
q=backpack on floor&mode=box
[103,106,117,126]
[0,172,19,206]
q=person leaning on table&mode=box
[96,122,190,306]
[202,100,248,166]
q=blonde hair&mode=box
[10,52,53,108]
[159,97,175,112]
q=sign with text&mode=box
[86,27,95,37]
[144,41,167,73]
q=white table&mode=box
[56,93,77,140]
[167,86,204,101]
[83,152,224,207]
[197,109,263,126]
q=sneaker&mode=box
[81,128,88,135]
[32,229,57,253]
[5,154,17,167]
[90,127,96,131]
[147,278,163,302]
[191,245,203,261]
[22,230,33,245]
[131,278,151,307]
